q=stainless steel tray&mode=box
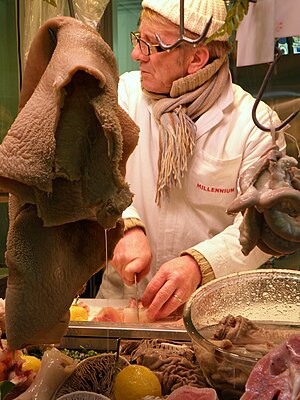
[60,321,190,352]
[59,298,190,352]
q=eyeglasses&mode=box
[130,31,165,56]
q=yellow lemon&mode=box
[20,355,41,373]
[114,364,162,400]
[70,305,88,321]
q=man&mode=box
[97,0,285,321]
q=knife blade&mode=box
[134,273,140,323]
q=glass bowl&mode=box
[57,392,110,400]
[183,269,300,400]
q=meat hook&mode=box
[67,0,75,18]
[252,47,300,132]
[155,0,212,51]
[48,0,75,44]
[48,28,57,46]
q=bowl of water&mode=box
[57,392,110,400]
[183,269,300,400]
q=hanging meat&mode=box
[227,46,300,257]
[227,145,300,256]
[0,16,139,350]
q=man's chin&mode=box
[140,80,168,95]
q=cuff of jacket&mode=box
[180,249,215,286]
[123,218,147,235]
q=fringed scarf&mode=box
[144,56,230,205]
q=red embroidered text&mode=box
[197,184,235,193]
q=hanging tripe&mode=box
[0,16,139,350]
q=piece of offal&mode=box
[0,16,139,350]
[227,147,300,256]
[240,334,300,399]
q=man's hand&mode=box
[142,255,201,321]
[110,227,152,285]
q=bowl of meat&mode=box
[183,269,300,400]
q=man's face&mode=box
[131,19,195,94]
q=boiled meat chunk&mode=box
[13,347,78,400]
[168,386,218,399]
[0,16,139,350]
[241,334,300,399]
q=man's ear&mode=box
[187,46,210,75]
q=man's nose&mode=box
[131,46,149,62]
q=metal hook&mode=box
[155,0,213,51]
[48,28,57,46]
[252,47,300,132]
[68,0,75,18]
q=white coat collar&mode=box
[195,75,234,139]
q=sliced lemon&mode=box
[20,355,41,373]
[70,305,89,321]
[114,364,162,400]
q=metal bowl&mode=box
[183,269,300,400]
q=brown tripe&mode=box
[0,16,139,350]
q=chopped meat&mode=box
[240,334,300,399]
[213,314,295,356]
[91,299,150,323]
[198,315,299,400]
[92,306,123,322]
[168,386,218,399]
[141,387,218,399]
[214,315,260,344]
[0,346,38,399]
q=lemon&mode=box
[20,355,41,373]
[70,305,89,321]
[114,364,162,400]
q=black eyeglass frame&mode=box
[130,31,165,56]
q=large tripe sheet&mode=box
[0,16,139,350]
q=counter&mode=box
[60,321,190,352]
[60,298,190,352]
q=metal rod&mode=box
[48,28,57,45]
[68,0,75,18]
[252,47,300,132]
[180,0,184,37]
[155,0,212,51]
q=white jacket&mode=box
[98,70,285,299]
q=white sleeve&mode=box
[118,71,134,113]
[118,72,142,222]
[192,212,270,279]
[192,110,287,278]
[122,204,141,220]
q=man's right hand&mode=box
[110,227,152,285]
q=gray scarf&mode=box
[144,56,230,205]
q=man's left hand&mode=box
[141,255,202,321]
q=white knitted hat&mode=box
[141,0,228,41]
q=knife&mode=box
[134,273,140,323]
